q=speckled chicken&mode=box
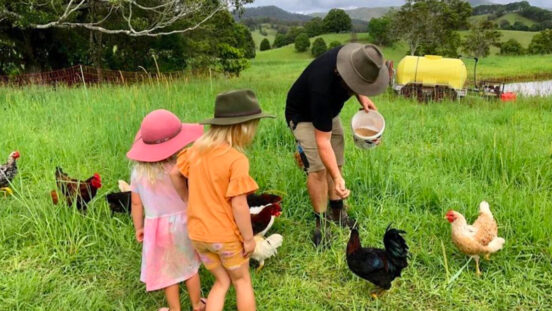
[0,151,20,195]
[251,233,283,272]
[445,201,505,275]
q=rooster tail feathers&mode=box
[265,234,283,248]
[486,237,505,253]
[347,228,361,255]
[383,226,409,259]
[479,200,492,216]
[118,180,131,192]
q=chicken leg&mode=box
[474,256,482,276]
[256,260,265,273]
[370,288,387,299]
[1,187,13,196]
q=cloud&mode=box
[246,0,404,13]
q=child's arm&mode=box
[231,194,256,257]
[170,166,188,202]
[131,192,144,242]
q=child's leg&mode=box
[164,283,181,311]
[227,262,256,311]
[184,273,204,311]
[205,265,231,311]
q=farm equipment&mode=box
[392,55,507,102]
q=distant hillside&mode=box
[468,0,494,6]
[310,7,393,22]
[234,5,312,22]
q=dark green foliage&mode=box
[260,38,271,51]
[500,39,525,55]
[273,33,288,48]
[528,30,552,54]
[217,43,249,77]
[368,15,395,46]
[462,20,502,58]
[304,17,325,37]
[311,37,327,57]
[329,41,341,49]
[294,33,310,52]
[323,9,352,33]
[234,23,256,59]
[473,1,552,31]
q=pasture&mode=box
[1,44,552,310]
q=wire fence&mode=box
[0,65,189,87]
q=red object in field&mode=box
[500,92,517,102]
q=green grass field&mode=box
[251,24,278,50]
[469,13,536,27]
[1,42,552,310]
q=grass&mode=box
[2,46,552,310]
[469,13,536,27]
[251,24,278,50]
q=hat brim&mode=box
[336,43,390,97]
[126,123,204,162]
[200,112,275,126]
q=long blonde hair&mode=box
[192,119,260,156]
[133,156,175,183]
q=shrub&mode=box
[217,43,249,77]
[500,39,525,55]
[528,30,552,54]
[295,33,311,52]
[260,38,271,51]
[311,37,328,57]
[329,40,341,49]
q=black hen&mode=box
[346,225,409,294]
[106,191,132,215]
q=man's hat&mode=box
[200,89,275,125]
[336,43,389,96]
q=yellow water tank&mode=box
[396,55,467,90]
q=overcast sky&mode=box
[246,0,550,13]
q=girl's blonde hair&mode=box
[133,156,175,183]
[192,119,260,156]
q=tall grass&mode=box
[1,60,552,310]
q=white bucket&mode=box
[351,110,385,149]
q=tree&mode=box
[462,20,502,58]
[329,41,341,49]
[304,17,325,37]
[260,38,271,51]
[217,43,248,77]
[273,33,287,48]
[295,33,310,52]
[323,9,352,33]
[500,39,524,55]
[233,23,256,59]
[368,15,395,46]
[311,37,327,57]
[528,30,552,54]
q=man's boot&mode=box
[312,213,331,248]
[326,200,355,228]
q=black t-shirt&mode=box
[285,46,352,132]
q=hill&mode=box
[310,7,393,22]
[235,5,312,22]
[469,12,536,27]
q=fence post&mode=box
[79,65,87,90]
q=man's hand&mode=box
[357,94,377,112]
[334,177,350,199]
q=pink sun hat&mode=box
[127,109,204,162]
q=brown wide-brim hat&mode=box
[337,43,390,96]
[200,89,275,125]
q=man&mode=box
[285,43,389,246]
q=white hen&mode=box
[251,234,283,272]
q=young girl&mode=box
[127,109,206,311]
[171,89,274,311]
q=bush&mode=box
[273,33,287,48]
[295,33,310,52]
[500,39,525,55]
[528,30,552,54]
[260,38,271,51]
[329,41,341,49]
[217,43,249,77]
[311,37,328,57]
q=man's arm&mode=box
[314,129,350,199]
[356,94,377,111]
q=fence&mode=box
[0,65,189,87]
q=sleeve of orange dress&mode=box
[226,155,259,198]
[176,149,190,177]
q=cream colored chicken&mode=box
[445,201,505,275]
[251,234,283,272]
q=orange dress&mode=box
[177,144,258,243]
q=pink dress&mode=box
[131,165,200,292]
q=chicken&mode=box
[248,193,282,236]
[346,225,409,298]
[106,180,132,214]
[445,201,505,275]
[251,234,283,272]
[51,167,102,210]
[0,151,20,196]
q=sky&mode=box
[245,0,550,14]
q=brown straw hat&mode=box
[200,89,275,125]
[336,43,389,96]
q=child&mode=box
[171,89,274,311]
[127,109,206,311]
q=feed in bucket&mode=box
[351,110,385,149]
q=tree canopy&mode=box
[323,9,352,33]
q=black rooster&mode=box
[346,225,409,298]
[106,191,132,215]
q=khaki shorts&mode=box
[291,117,345,173]
[191,240,247,270]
